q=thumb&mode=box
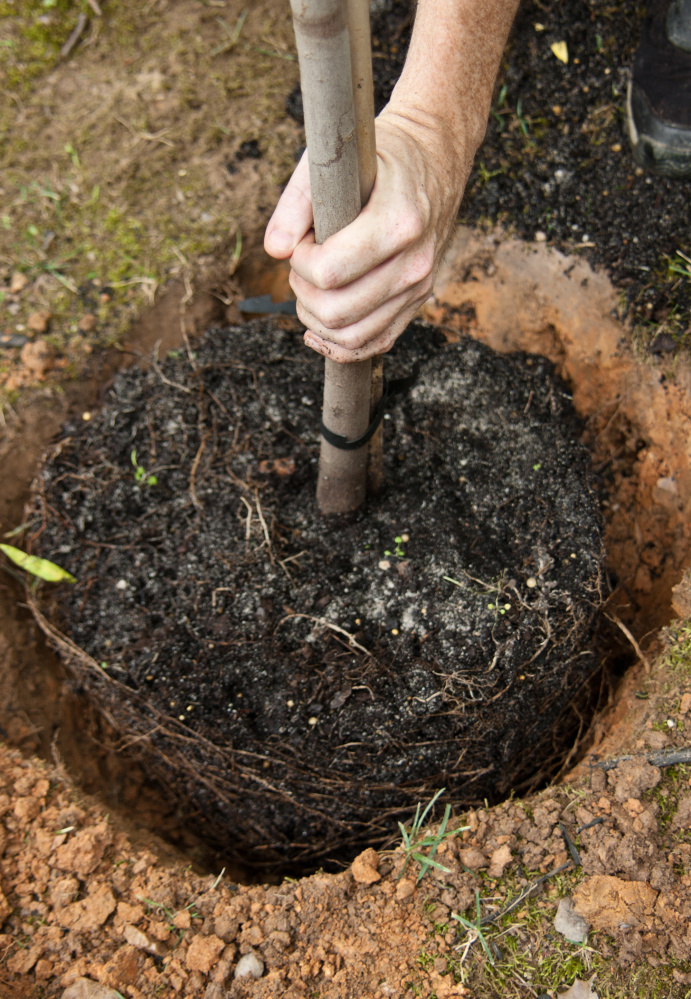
[264,152,313,259]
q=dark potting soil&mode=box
[35,321,604,867]
[288,0,691,338]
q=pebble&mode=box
[553,896,589,943]
[10,271,28,294]
[378,559,391,570]
[124,923,168,958]
[234,951,264,980]
[62,979,123,999]
[27,310,51,334]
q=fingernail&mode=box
[268,229,293,252]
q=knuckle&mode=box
[395,209,424,247]
[317,300,346,330]
[341,328,370,351]
[405,245,435,286]
[311,259,340,291]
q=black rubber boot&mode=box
[626,0,691,177]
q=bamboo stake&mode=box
[290,0,372,517]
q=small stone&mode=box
[553,896,589,943]
[534,231,547,242]
[526,577,537,588]
[78,313,97,333]
[680,693,691,715]
[234,951,264,980]
[378,559,391,570]
[20,339,55,378]
[10,271,28,294]
[123,924,167,958]
[27,310,51,334]
[351,847,381,884]
[62,979,123,999]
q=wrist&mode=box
[381,97,481,191]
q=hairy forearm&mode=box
[387,0,520,174]
[265,0,521,362]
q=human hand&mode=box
[264,109,473,362]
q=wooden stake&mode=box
[290,0,373,517]
[345,0,383,499]
[347,0,377,207]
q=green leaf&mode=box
[0,544,76,583]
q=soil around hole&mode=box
[32,320,604,868]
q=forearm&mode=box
[387,0,520,178]
[265,0,520,361]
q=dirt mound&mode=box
[31,320,604,867]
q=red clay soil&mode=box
[2,660,691,999]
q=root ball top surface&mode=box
[36,321,604,865]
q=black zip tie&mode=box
[480,861,573,926]
[558,822,582,868]
[0,332,29,349]
[576,817,604,834]
[238,294,298,316]
[593,746,691,772]
[320,364,420,451]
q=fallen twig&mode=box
[60,13,88,59]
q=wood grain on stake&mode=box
[346,0,384,499]
[290,0,375,515]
